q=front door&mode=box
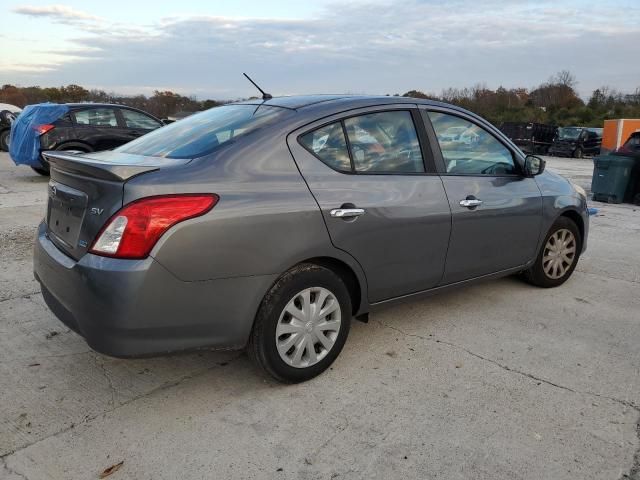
[423,108,543,284]
[288,106,451,302]
[117,108,163,144]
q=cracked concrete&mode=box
[0,153,638,479]
[375,319,640,411]
[375,318,640,480]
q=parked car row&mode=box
[31,95,590,383]
[498,122,603,158]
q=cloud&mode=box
[7,1,640,98]
[13,4,103,25]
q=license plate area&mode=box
[47,181,88,249]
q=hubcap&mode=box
[275,287,341,369]
[542,228,576,279]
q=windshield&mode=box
[116,104,286,159]
[618,134,640,153]
[557,127,582,140]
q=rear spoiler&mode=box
[42,151,161,182]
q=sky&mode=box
[1,0,639,100]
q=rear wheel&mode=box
[524,217,581,288]
[31,144,90,176]
[0,130,9,151]
[248,263,351,383]
[31,165,51,176]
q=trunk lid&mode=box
[43,150,188,260]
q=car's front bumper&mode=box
[33,222,277,357]
[549,144,576,156]
[581,204,590,254]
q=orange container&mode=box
[601,119,640,153]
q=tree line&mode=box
[0,84,222,119]
[400,71,640,128]
[2,71,639,127]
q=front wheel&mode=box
[248,264,351,383]
[524,217,581,288]
[573,147,583,159]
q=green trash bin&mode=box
[624,156,640,205]
[591,154,636,203]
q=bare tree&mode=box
[551,70,577,89]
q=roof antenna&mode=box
[243,73,272,100]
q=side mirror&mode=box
[524,155,545,176]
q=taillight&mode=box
[89,194,218,259]
[34,124,55,135]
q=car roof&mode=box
[0,103,22,112]
[64,103,138,108]
[234,94,452,111]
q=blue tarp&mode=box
[9,103,69,167]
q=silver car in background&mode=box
[34,95,589,383]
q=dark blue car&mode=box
[10,103,164,175]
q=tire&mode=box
[0,129,9,151]
[31,144,90,176]
[248,263,352,383]
[31,165,50,176]
[524,216,581,288]
[56,143,91,153]
[573,147,583,159]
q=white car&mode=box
[0,103,22,151]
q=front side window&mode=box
[117,105,286,159]
[344,111,424,173]
[299,121,351,172]
[74,108,118,127]
[429,112,517,175]
[120,109,162,130]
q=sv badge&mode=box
[90,207,104,216]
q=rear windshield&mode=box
[116,104,286,159]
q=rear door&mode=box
[288,105,451,302]
[72,107,130,150]
[421,107,543,284]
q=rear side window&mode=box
[299,122,351,172]
[74,108,118,127]
[344,111,423,173]
[120,109,161,129]
[299,110,424,174]
[117,105,286,159]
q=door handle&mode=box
[459,198,483,208]
[330,208,366,218]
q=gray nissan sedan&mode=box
[34,95,589,383]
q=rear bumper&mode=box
[34,222,277,357]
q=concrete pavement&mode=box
[0,153,638,479]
